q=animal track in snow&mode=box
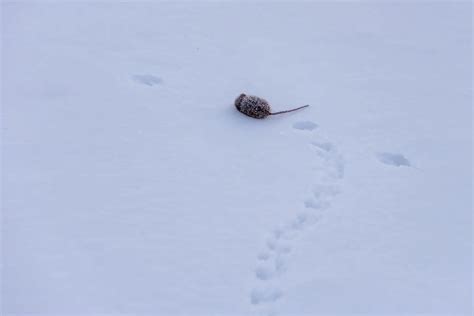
[311,141,345,179]
[255,253,288,280]
[304,198,329,210]
[132,74,163,86]
[250,287,283,305]
[250,124,345,314]
[312,184,341,199]
[376,152,411,167]
[311,141,334,152]
[289,212,311,230]
[257,252,271,261]
[266,238,292,255]
[292,121,318,131]
[255,266,275,281]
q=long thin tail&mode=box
[270,104,310,115]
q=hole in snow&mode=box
[132,74,163,86]
[292,121,318,131]
[376,152,411,167]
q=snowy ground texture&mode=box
[2,2,472,316]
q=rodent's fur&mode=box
[234,93,309,119]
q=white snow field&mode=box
[1,2,472,316]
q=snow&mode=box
[1,2,472,316]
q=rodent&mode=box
[234,93,309,119]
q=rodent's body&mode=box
[234,93,309,119]
[234,94,271,119]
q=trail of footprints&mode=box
[250,121,345,314]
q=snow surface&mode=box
[1,2,472,316]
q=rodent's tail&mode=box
[270,104,310,115]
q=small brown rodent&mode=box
[234,93,309,119]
